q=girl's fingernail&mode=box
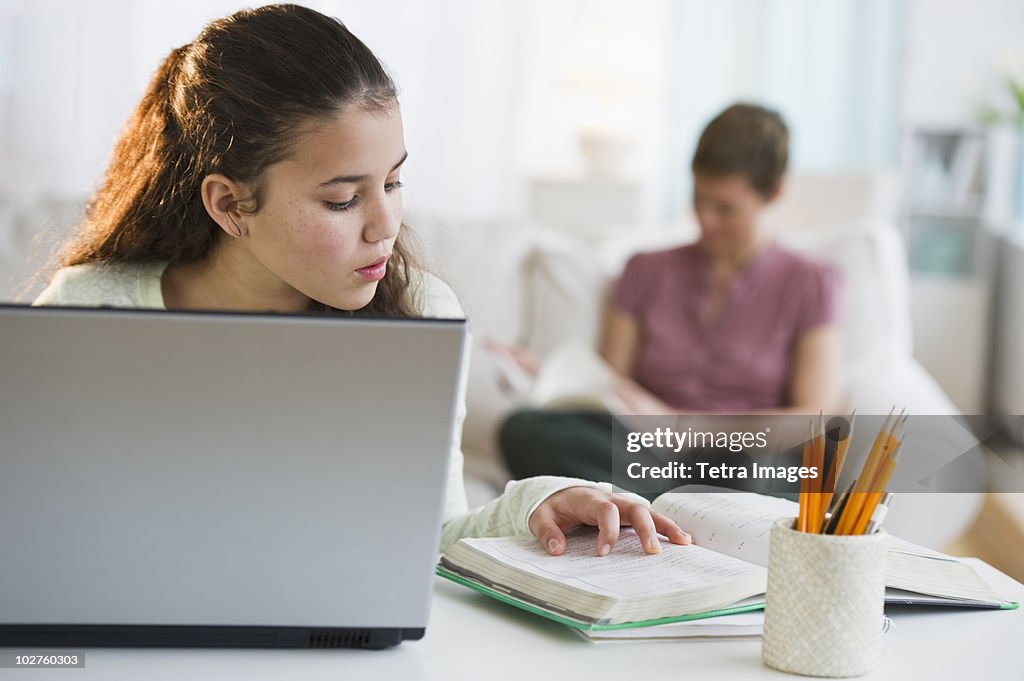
[547,538,560,553]
[599,543,611,556]
[682,532,693,544]
[647,538,662,553]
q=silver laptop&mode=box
[0,304,467,649]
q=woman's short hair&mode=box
[691,103,789,198]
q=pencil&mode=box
[841,433,900,535]
[808,413,825,533]
[797,420,812,532]
[834,410,856,480]
[851,439,902,535]
[835,409,898,535]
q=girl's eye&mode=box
[324,198,357,212]
[324,182,402,212]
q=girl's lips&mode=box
[355,257,388,282]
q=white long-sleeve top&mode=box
[34,261,605,551]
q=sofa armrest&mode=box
[845,355,959,416]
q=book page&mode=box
[528,341,621,409]
[578,608,764,641]
[653,491,798,567]
[459,529,765,600]
[886,551,1007,604]
[653,490,960,568]
[886,535,957,561]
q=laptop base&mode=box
[0,625,423,649]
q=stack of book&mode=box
[439,491,1017,641]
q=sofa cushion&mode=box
[411,215,540,469]
[524,227,690,358]
[524,220,913,391]
[778,219,914,383]
[411,215,537,344]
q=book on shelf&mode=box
[438,491,1018,638]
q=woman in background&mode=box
[500,104,843,491]
[34,4,689,557]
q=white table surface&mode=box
[3,558,1021,681]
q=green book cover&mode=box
[436,564,766,632]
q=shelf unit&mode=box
[901,126,996,414]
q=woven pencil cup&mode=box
[762,518,887,678]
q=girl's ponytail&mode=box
[56,4,417,316]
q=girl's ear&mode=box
[201,174,250,238]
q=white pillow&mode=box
[410,215,538,344]
[781,219,913,383]
[524,228,688,358]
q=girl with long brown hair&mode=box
[35,4,689,555]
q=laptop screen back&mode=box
[0,305,467,647]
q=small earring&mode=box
[226,215,242,238]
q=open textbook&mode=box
[438,492,1018,636]
[492,340,624,411]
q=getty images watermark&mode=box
[604,414,1024,495]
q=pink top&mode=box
[612,242,840,412]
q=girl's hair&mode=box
[60,3,417,316]
[691,103,789,199]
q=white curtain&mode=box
[658,0,905,221]
[0,0,530,220]
[0,0,906,283]
[0,0,534,299]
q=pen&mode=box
[819,411,854,532]
[864,493,894,534]
[823,479,856,534]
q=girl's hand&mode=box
[529,486,693,556]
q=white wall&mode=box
[900,0,1024,413]
[993,236,1024,426]
[901,0,1024,127]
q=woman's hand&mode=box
[529,486,692,556]
[483,337,542,399]
[483,337,541,376]
[613,376,677,416]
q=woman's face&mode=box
[240,103,407,310]
[692,173,772,260]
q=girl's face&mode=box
[240,103,407,311]
[692,173,773,261]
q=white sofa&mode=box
[410,176,979,549]
[0,180,979,548]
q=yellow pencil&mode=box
[834,410,856,480]
[841,424,901,535]
[814,412,828,532]
[851,439,902,535]
[807,415,824,533]
[798,420,812,532]
[836,409,898,535]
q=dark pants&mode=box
[499,409,800,502]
